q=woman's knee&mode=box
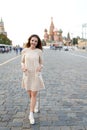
[31,91,37,98]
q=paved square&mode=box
[0,49,87,130]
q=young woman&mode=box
[21,34,45,124]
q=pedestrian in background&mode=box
[21,34,45,124]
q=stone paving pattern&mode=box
[0,51,19,64]
[0,49,87,130]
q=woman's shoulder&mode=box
[21,48,28,54]
[36,48,42,53]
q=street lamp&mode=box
[82,23,87,46]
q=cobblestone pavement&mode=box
[0,51,21,64]
[0,49,87,130]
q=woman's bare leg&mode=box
[27,90,38,111]
[27,90,38,124]
[30,91,37,112]
[27,90,31,99]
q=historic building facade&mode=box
[0,18,7,36]
[44,17,63,44]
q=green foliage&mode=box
[72,38,78,45]
[0,34,12,45]
[41,39,46,46]
[67,32,70,40]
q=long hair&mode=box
[26,34,42,50]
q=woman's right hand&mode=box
[21,64,27,72]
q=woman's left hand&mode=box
[36,66,42,72]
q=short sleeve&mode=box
[21,48,27,65]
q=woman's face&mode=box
[30,37,38,48]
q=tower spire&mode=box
[0,18,7,36]
[51,17,53,21]
[49,17,54,41]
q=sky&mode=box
[0,0,87,46]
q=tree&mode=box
[67,32,70,40]
[0,34,12,45]
[41,39,46,46]
[72,38,78,45]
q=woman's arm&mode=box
[39,50,44,67]
[21,49,27,72]
[36,50,44,72]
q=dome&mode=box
[58,29,63,33]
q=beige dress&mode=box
[21,48,45,91]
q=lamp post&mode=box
[82,23,87,46]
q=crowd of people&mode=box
[13,46,23,55]
[0,46,12,53]
[0,44,23,54]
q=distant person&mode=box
[50,43,53,50]
[21,34,45,124]
[19,47,23,54]
[15,47,18,55]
